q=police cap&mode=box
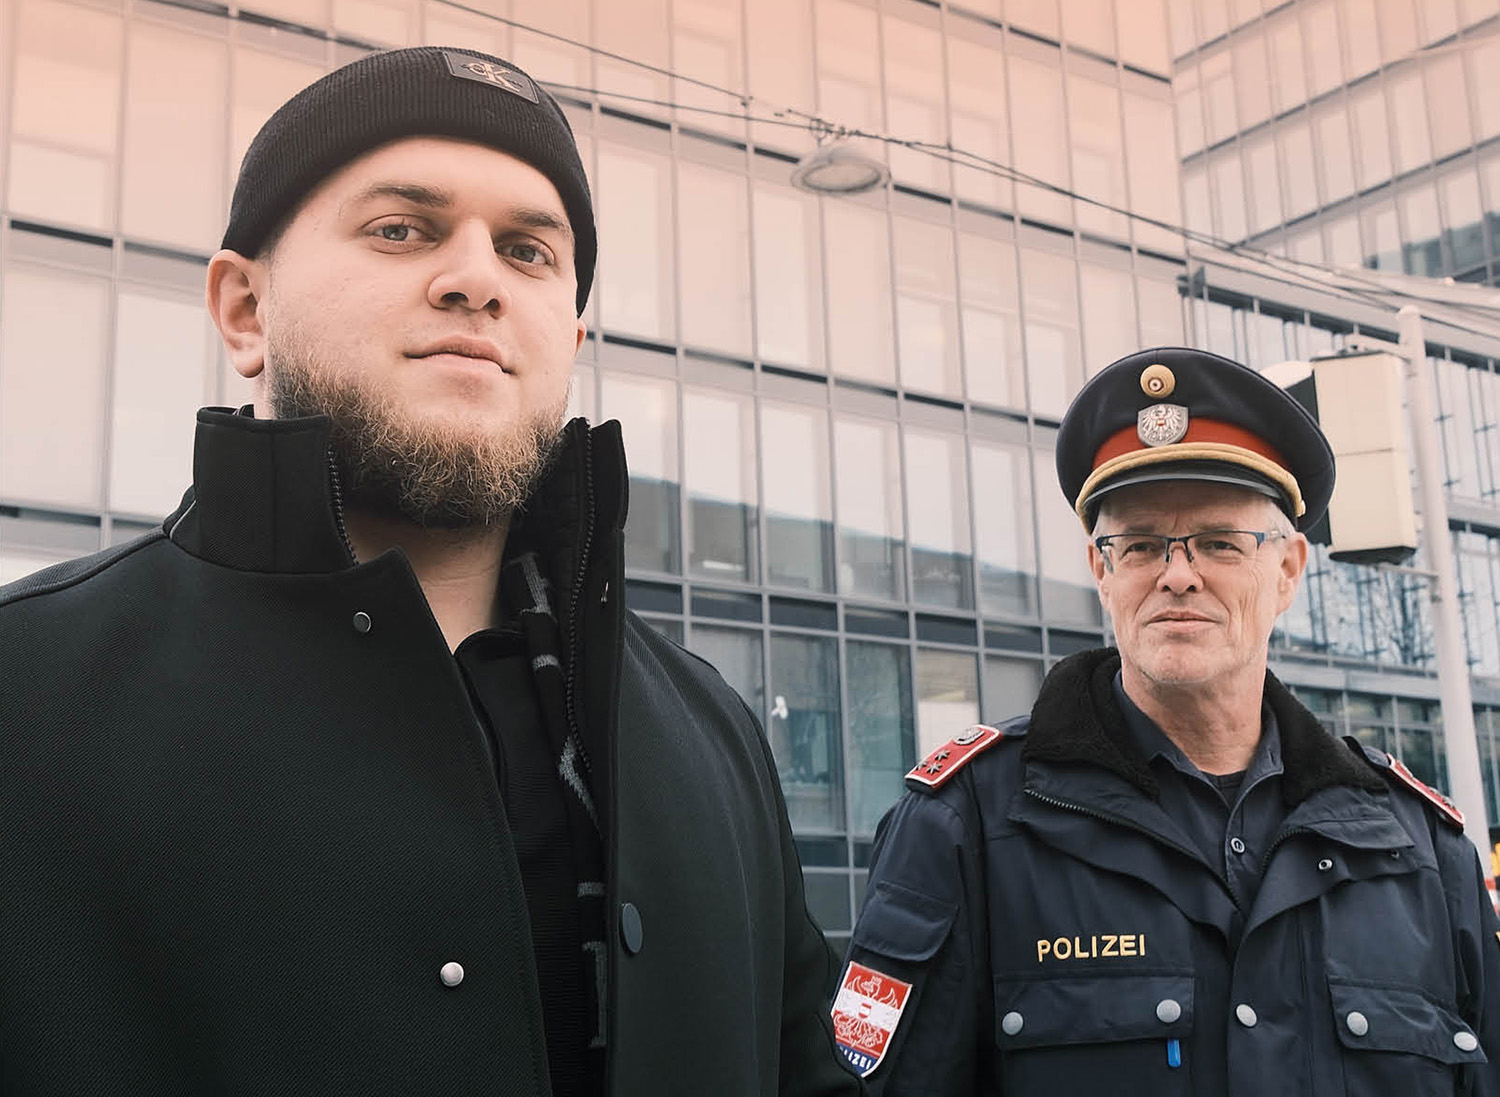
[1055,346,1334,532]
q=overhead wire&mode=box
[455,5,1500,344]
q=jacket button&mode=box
[352,611,372,634]
[620,902,644,954]
[440,961,464,987]
[1229,837,1246,854]
[1345,1011,1368,1036]
[1000,1011,1024,1036]
[1317,857,1334,872]
[1455,1030,1479,1052]
[1155,998,1181,1024]
[1235,1003,1258,1028]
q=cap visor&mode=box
[1083,460,1291,516]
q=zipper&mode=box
[1258,826,1317,876]
[563,427,597,778]
[325,447,357,566]
[1022,786,1243,909]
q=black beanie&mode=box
[222,47,595,315]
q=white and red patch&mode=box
[905,724,1004,791]
[831,961,912,1077]
[1387,753,1466,830]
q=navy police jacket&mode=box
[839,648,1500,1096]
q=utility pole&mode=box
[1397,305,1495,866]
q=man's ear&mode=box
[206,249,268,380]
[574,315,587,355]
[1275,532,1309,614]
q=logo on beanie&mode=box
[442,51,540,104]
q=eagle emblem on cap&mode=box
[1138,403,1188,446]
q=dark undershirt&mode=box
[455,627,601,1097]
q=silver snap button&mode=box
[352,611,372,634]
[1346,1010,1368,1037]
[1229,837,1246,854]
[1235,1003,1258,1028]
[1317,857,1334,872]
[1001,1011,1024,1036]
[439,961,464,987]
[620,902,644,954]
[1155,998,1182,1024]
[1390,849,1402,859]
[1455,1030,1479,1052]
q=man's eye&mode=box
[1119,539,1161,557]
[371,221,422,243]
[502,242,550,266]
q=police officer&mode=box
[834,347,1500,1095]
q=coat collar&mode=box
[164,407,628,585]
[1019,648,1383,808]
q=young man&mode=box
[0,48,859,1096]
[836,347,1500,1095]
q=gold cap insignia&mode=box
[1140,363,1175,398]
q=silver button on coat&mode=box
[1345,1011,1369,1037]
[1155,999,1182,1024]
[1235,1003,1258,1028]
[1000,1011,1024,1036]
[439,961,464,987]
[1455,1030,1480,1052]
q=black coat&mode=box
[1,409,860,1096]
[841,648,1500,1096]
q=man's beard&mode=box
[266,334,566,531]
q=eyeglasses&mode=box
[1093,529,1287,573]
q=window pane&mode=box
[1211,151,1248,243]
[948,33,1011,211]
[747,0,817,156]
[1388,71,1432,175]
[1474,38,1500,141]
[894,218,960,398]
[688,625,764,715]
[1305,1,1343,98]
[1314,103,1355,205]
[9,0,122,232]
[1068,74,1128,242]
[768,633,844,831]
[1426,56,1472,160]
[959,234,1025,410]
[835,417,906,602]
[1362,200,1401,270]
[1352,85,1393,190]
[1116,0,1170,74]
[121,24,228,252]
[761,402,835,593]
[904,430,973,610]
[1400,187,1442,277]
[684,389,759,583]
[1122,92,1182,255]
[1201,51,1237,146]
[596,0,669,112]
[883,15,947,193]
[972,440,1038,617]
[1268,18,1308,113]
[1062,0,1115,57]
[110,292,213,517]
[1078,262,1135,377]
[752,185,824,370]
[0,267,110,509]
[1008,55,1071,225]
[1442,170,1486,270]
[678,163,752,358]
[1233,38,1272,130]
[1245,134,1282,235]
[847,641,915,835]
[1279,123,1316,220]
[1138,279,1185,346]
[915,648,980,758]
[983,655,1042,721]
[1342,0,1380,78]
[816,0,885,171]
[824,201,895,385]
[1020,249,1083,421]
[674,0,746,142]
[1033,452,1100,625]
[601,374,680,574]
[597,145,675,341]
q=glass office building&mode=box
[2,0,1498,946]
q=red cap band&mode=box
[1093,418,1290,472]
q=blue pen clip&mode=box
[1166,1038,1182,1068]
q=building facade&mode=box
[2,0,1499,948]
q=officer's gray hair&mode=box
[1090,490,1296,539]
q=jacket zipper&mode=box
[1022,786,1244,909]
[325,448,357,566]
[563,430,596,778]
[1258,826,1317,876]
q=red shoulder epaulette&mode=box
[1385,753,1466,830]
[905,725,1005,792]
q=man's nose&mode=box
[1157,538,1201,591]
[427,222,508,315]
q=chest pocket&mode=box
[1328,978,1486,1096]
[993,973,1195,1096]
